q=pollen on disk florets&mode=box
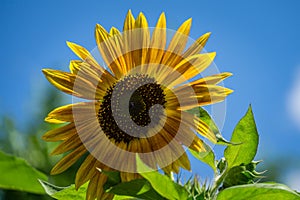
[98,73,166,144]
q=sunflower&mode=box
[42,10,232,200]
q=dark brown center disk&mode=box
[98,74,166,144]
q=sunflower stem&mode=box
[210,169,228,198]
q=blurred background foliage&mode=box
[0,86,83,199]
[0,85,294,199]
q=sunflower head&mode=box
[42,10,233,200]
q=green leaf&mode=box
[189,143,216,171]
[217,158,227,174]
[97,169,121,190]
[221,165,258,189]
[221,161,265,189]
[40,180,87,200]
[184,177,206,200]
[52,184,87,200]
[39,180,65,195]
[113,195,138,199]
[108,178,165,200]
[217,183,300,200]
[136,155,189,200]
[224,105,259,168]
[0,151,48,194]
[187,107,231,145]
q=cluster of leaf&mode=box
[1,90,300,200]
[0,87,79,199]
[199,106,300,199]
[34,106,300,199]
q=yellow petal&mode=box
[174,84,233,110]
[183,32,211,58]
[45,102,99,123]
[156,12,166,29]
[96,174,108,199]
[135,12,148,29]
[190,72,232,86]
[157,127,188,169]
[75,155,97,189]
[170,52,216,86]
[69,60,82,74]
[146,134,170,169]
[86,171,110,200]
[69,60,97,79]
[43,69,76,97]
[163,161,180,174]
[139,139,158,169]
[120,172,141,182]
[66,42,101,70]
[195,118,217,143]
[122,10,136,72]
[100,193,114,200]
[189,136,206,152]
[161,18,192,68]
[123,10,135,31]
[157,52,216,87]
[45,104,73,123]
[165,112,205,152]
[95,24,126,78]
[109,27,128,74]
[176,52,216,74]
[42,123,76,141]
[42,69,106,100]
[51,134,82,155]
[132,12,150,67]
[86,173,98,200]
[109,26,121,36]
[177,152,191,171]
[146,12,166,64]
[158,145,180,174]
[69,60,116,90]
[168,18,192,53]
[51,145,86,175]
[162,164,173,174]
[194,85,233,105]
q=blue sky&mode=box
[1,0,300,189]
